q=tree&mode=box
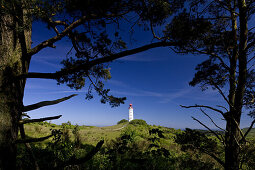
[162,0,255,169]
[0,0,184,169]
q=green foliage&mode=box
[178,153,217,170]
[175,128,220,153]
[129,119,147,126]
[117,119,128,124]
[17,123,234,169]
[72,124,82,148]
[163,2,255,168]
[61,122,71,143]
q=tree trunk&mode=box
[225,114,241,170]
[0,10,31,169]
[225,1,248,169]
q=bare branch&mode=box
[192,116,225,145]
[230,118,245,143]
[192,49,230,71]
[247,55,255,63]
[248,62,255,71]
[185,143,225,167]
[87,74,98,89]
[209,78,233,108]
[180,105,225,117]
[200,109,226,132]
[196,145,225,167]
[23,94,77,112]
[150,21,163,40]
[246,41,255,51]
[16,134,53,143]
[241,119,255,142]
[22,113,31,118]
[216,105,229,112]
[21,41,179,79]
[19,115,62,124]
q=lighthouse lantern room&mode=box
[128,104,133,122]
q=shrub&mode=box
[117,119,128,124]
[61,123,71,143]
[34,125,42,133]
[72,124,82,148]
[129,119,147,126]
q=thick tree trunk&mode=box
[225,1,248,169]
[225,114,241,170]
[0,73,22,170]
[0,10,31,169]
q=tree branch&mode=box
[180,105,225,117]
[19,115,62,124]
[23,94,77,112]
[16,134,53,143]
[194,49,230,71]
[209,78,233,108]
[22,41,179,79]
[29,13,128,56]
[216,105,229,112]
[231,117,245,143]
[198,146,225,167]
[150,21,163,40]
[246,41,255,51]
[192,116,225,145]
[241,119,255,142]
[200,108,226,132]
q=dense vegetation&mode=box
[16,120,255,169]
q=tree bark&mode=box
[0,8,31,169]
[225,1,248,169]
[225,114,240,170]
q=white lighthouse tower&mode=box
[128,104,134,122]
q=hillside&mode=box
[17,120,255,169]
[23,121,127,146]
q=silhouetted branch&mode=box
[150,21,163,40]
[192,144,225,167]
[200,109,226,132]
[192,116,225,145]
[229,118,245,143]
[19,115,62,124]
[209,78,232,107]
[16,134,53,143]
[22,113,30,118]
[180,105,225,117]
[198,146,225,167]
[23,94,77,112]
[21,41,179,79]
[240,119,255,143]
[216,105,229,112]
[29,13,128,56]
[194,49,230,71]
[243,94,255,105]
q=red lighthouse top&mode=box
[129,104,133,109]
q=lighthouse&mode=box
[128,104,134,122]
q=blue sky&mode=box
[23,21,253,129]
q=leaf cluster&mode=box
[175,128,220,155]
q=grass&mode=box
[18,121,255,169]
[22,122,129,146]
